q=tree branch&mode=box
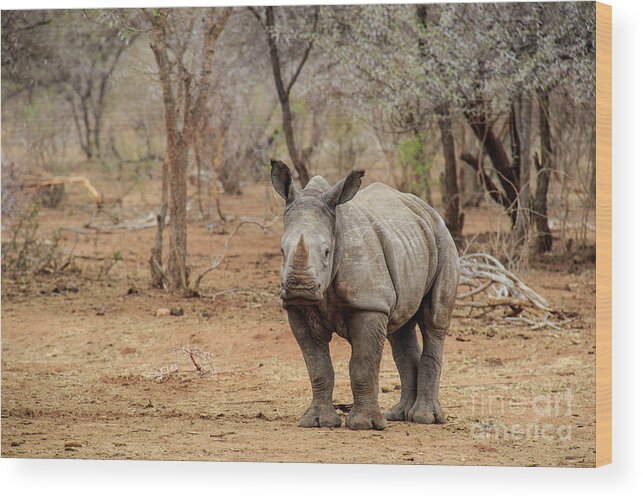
[460,152,512,210]
[285,7,319,96]
[192,218,276,292]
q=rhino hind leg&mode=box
[409,245,459,425]
[384,322,421,421]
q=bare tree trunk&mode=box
[93,116,101,159]
[68,93,92,160]
[167,140,190,288]
[265,7,309,186]
[515,94,533,243]
[194,137,206,218]
[415,4,436,207]
[211,131,226,220]
[459,122,483,208]
[460,152,512,211]
[80,94,95,159]
[465,109,519,224]
[437,108,463,243]
[147,7,231,292]
[149,21,186,290]
[533,91,553,253]
[509,101,521,183]
[150,153,169,288]
[252,6,317,187]
[92,43,128,159]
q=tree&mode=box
[62,13,133,159]
[192,9,280,206]
[2,10,134,160]
[416,5,463,241]
[445,2,595,250]
[1,10,55,99]
[248,6,319,187]
[319,2,594,251]
[513,94,534,244]
[533,92,553,252]
[319,5,464,240]
[138,7,232,291]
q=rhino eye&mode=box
[280,248,285,256]
[324,248,330,258]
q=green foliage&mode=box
[394,132,432,200]
[319,3,596,119]
[396,133,430,178]
[290,98,306,115]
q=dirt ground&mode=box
[1,183,597,466]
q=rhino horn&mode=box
[292,234,309,269]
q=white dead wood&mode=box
[458,253,551,312]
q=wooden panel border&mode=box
[595,1,612,468]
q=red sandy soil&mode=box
[1,183,596,466]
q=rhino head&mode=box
[270,159,364,306]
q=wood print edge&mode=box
[595,1,612,468]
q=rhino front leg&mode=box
[287,309,341,428]
[346,311,387,430]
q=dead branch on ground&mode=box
[173,346,216,375]
[144,364,178,383]
[458,252,551,312]
[22,171,103,206]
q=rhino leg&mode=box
[409,248,459,425]
[384,322,420,421]
[287,309,341,428]
[345,311,388,430]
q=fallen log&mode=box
[22,171,103,207]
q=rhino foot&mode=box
[346,405,387,430]
[299,404,341,428]
[408,400,444,424]
[384,399,414,421]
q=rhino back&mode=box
[332,182,450,332]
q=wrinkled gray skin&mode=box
[271,159,459,430]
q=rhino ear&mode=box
[323,170,365,209]
[271,159,297,204]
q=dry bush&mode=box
[463,216,533,272]
[36,184,65,208]
[145,346,217,383]
[1,160,28,217]
[1,205,70,278]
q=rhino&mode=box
[271,159,459,430]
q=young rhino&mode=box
[271,159,459,430]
